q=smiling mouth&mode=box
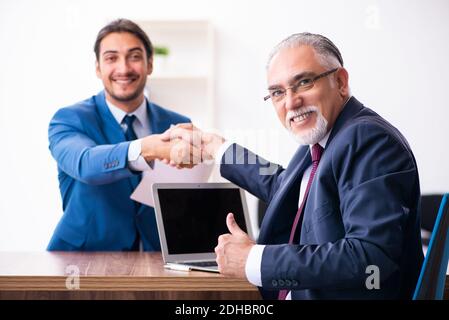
[112,76,138,85]
[290,111,314,124]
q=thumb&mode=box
[160,125,174,141]
[226,212,245,236]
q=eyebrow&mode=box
[267,71,316,90]
[102,47,144,56]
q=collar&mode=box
[105,98,148,127]
[309,129,331,153]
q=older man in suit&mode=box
[171,33,423,299]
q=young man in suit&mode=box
[171,33,424,299]
[47,19,198,251]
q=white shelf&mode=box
[138,20,215,129]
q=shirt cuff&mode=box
[245,244,265,287]
[215,140,233,164]
[128,139,153,171]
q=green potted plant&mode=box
[154,46,170,56]
[153,45,170,74]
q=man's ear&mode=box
[147,56,153,76]
[95,60,101,79]
[336,67,349,97]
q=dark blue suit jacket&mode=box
[221,97,423,299]
[47,91,190,251]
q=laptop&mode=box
[152,182,253,273]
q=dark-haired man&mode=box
[47,19,196,251]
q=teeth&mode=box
[291,111,311,123]
[114,79,134,84]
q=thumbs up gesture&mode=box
[215,213,255,278]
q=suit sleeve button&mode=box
[272,280,278,287]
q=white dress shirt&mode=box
[105,98,152,171]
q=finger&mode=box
[169,128,202,147]
[177,163,195,169]
[215,253,224,274]
[175,123,196,130]
[218,234,230,244]
[201,132,213,144]
[173,141,201,166]
[190,146,203,165]
[161,123,192,141]
[160,132,170,141]
[214,244,225,272]
[214,245,219,255]
[169,160,177,167]
[160,126,175,141]
[201,147,214,162]
[177,163,196,169]
[226,213,245,236]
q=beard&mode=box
[106,74,146,103]
[286,106,328,145]
[107,88,142,102]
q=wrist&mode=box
[141,135,161,161]
[204,133,225,159]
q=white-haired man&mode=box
[172,33,423,299]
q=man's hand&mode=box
[163,123,225,163]
[140,133,201,168]
[215,213,255,278]
[201,130,226,161]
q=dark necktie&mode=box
[278,143,324,300]
[123,115,138,141]
[123,114,141,251]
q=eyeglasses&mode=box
[263,68,339,102]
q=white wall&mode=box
[1,0,448,251]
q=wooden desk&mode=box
[1,252,447,300]
[0,252,261,300]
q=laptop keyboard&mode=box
[186,261,218,267]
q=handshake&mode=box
[140,123,225,168]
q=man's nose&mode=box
[284,89,303,111]
[116,57,131,73]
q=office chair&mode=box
[420,194,444,246]
[413,193,449,300]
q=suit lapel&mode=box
[325,96,364,148]
[258,146,312,244]
[94,91,127,144]
[274,146,311,205]
[94,91,141,191]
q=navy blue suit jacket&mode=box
[47,91,190,251]
[221,97,423,299]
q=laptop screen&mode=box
[157,187,248,255]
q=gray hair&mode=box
[266,32,344,70]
